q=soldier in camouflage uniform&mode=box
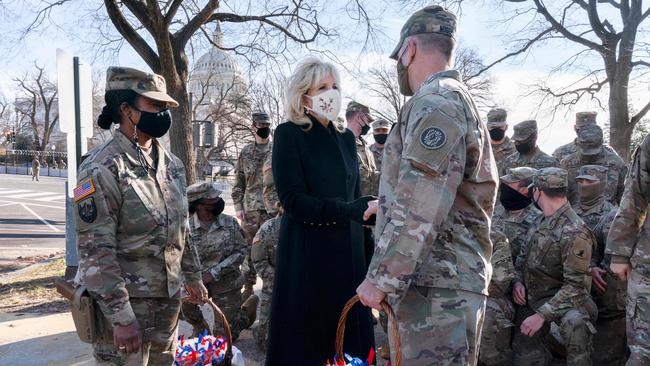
[262,153,279,217]
[232,111,273,299]
[479,229,516,366]
[500,120,558,176]
[487,107,516,172]
[250,204,281,351]
[511,167,596,366]
[552,111,617,162]
[31,156,40,181]
[369,118,392,173]
[345,101,379,196]
[493,167,542,266]
[182,182,258,341]
[606,132,650,365]
[574,165,628,365]
[75,67,207,365]
[356,7,498,365]
[561,123,627,206]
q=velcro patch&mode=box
[420,127,446,150]
[74,178,96,202]
[78,197,97,223]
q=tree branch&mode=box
[632,99,650,124]
[104,0,160,70]
[174,0,219,48]
[164,0,184,25]
[533,0,604,52]
[209,11,321,44]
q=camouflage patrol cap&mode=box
[512,120,538,142]
[575,111,597,129]
[533,167,568,189]
[106,67,178,107]
[187,181,222,204]
[252,111,270,124]
[389,5,457,60]
[371,118,392,130]
[500,167,538,184]
[577,124,604,156]
[576,164,608,182]
[346,101,375,121]
[487,108,507,128]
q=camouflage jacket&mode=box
[367,70,498,300]
[369,143,384,174]
[75,131,201,327]
[575,200,617,268]
[606,135,650,276]
[561,150,627,206]
[489,229,516,299]
[262,153,279,216]
[32,159,40,169]
[189,213,247,293]
[518,203,595,322]
[231,141,272,212]
[500,146,558,177]
[493,204,542,271]
[357,137,379,196]
[251,214,281,279]
[491,136,516,172]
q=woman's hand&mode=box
[363,200,379,221]
[357,279,386,311]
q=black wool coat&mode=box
[265,117,375,365]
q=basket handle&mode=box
[335,295,401,366]
[207,298,233,365]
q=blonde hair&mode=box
[284,57,342,130]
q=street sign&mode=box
[56,49,93,138]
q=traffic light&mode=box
[11,132,16,143]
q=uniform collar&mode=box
[421,69,462,88]
[190,212,224,233]
[540,202,571,229]
[115,129,166,171]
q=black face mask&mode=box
[527,187,542,211]
[515,139,536,154]
[131,106,172,138]
[500,184,532,211]
[212,198,225,217]
[256,127,271,139]
[373,133,388,145]
[361,124,371,136]
[489,128,506,141]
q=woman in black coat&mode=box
[265,57,375,365]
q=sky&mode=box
[0,1,648,153]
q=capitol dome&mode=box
[189,23,247,115]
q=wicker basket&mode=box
[177,298,233,366]
[335,295,401,366]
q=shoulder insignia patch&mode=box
[78,197,97,223]
[74,178,96,202]
[420,127,446,150]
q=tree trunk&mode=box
[608,80,634,162]
[167,79,196,185]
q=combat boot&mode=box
[241,294,259,328]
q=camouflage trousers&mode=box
[32,169,39,181]
[389,286,486,366]
[252,266,274,351]
[241,210,272,287]
[626,270,650,366]
[478,296,515,366]
[592,272,628,366]
[512,306,594,366]
[181,284,250,341]
[93,297,181,366]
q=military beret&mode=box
[371,118,393,130]
[106,67,178,107]
[575,111,597,129]
[390,5,457,60]
[187,181,222,204]
[512,120,538,142]
[500,167,538,184]
[252,111,270,123]
[577,124,603,156]
[576,164,608,181]
[487,108,507,128]
[346,101,375,121]
[533,167,568,189]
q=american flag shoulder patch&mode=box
[74,178,96,202]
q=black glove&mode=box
[343,196,377,224]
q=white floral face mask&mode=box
[306,88,341,122]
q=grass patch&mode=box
[0,257,69,314]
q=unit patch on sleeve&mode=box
[78,197,97,223]
[419,127,446,150]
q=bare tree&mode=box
[14,64,59,151]
[455,47,493,109]
[249,72,287,128]
[481,0,650,160]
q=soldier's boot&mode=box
[242,294,259,328]
[379,340,391,360]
